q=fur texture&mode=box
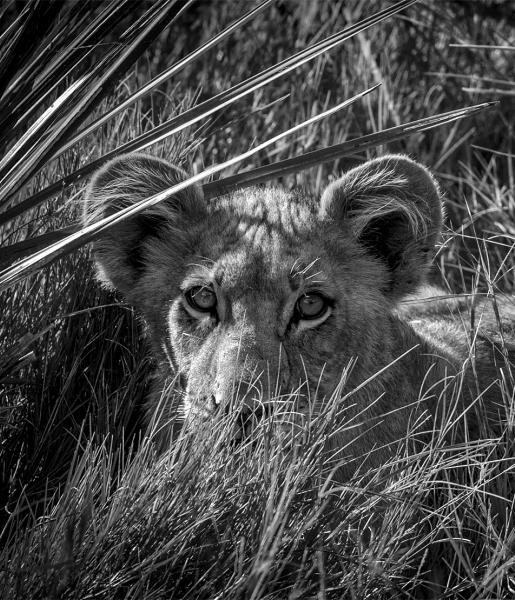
[83,153,515,479]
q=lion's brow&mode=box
[289,258,326,288]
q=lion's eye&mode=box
[295,293,328,320]
[185,286,217,313]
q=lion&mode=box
[83,153,515,480]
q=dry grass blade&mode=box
[0,88,377,293]
[0,1,66,108]
[0,0,417,224]
[51,0,275,161]
[0,101,496,268]
[0,227,78,269]
[449,44,515,51]
[206,101,497,194]
[1,0,125,146]
[1,1,128,131]
[0,79,86,174]
[471,146,514,159]
[0,0,192,202]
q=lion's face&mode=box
[84,153,442,438]
[165,189,390,422]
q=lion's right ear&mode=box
[83,153,205,295]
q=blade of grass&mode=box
[1,0,180,180]
[204,102,496,194]
[0,102,496,268]
[462,87,515,96]
[0,78,87,175]
[471,146,514,159]
[0,227,78,269]
[0,0,129,139]
[449,44,515,51]
[3,1,130,135]
[0,0,193,201]
[51,0,275,161]
[0,0,417,221]
[0,87,378,292]
[0,0,64,101]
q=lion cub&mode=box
[84,153,514,478]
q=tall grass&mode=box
[2,368,514,598]
[1,1,514,598]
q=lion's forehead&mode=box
[210,186,317,238]
[216,245,299,297]
[192,187,327,294]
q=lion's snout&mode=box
[185,324,289,413]
[187,388,274,443]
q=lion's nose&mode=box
[188,394,221,417]
[194,394,272,443]
[209,394,221,411]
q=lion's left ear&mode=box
[319,155,443,299]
